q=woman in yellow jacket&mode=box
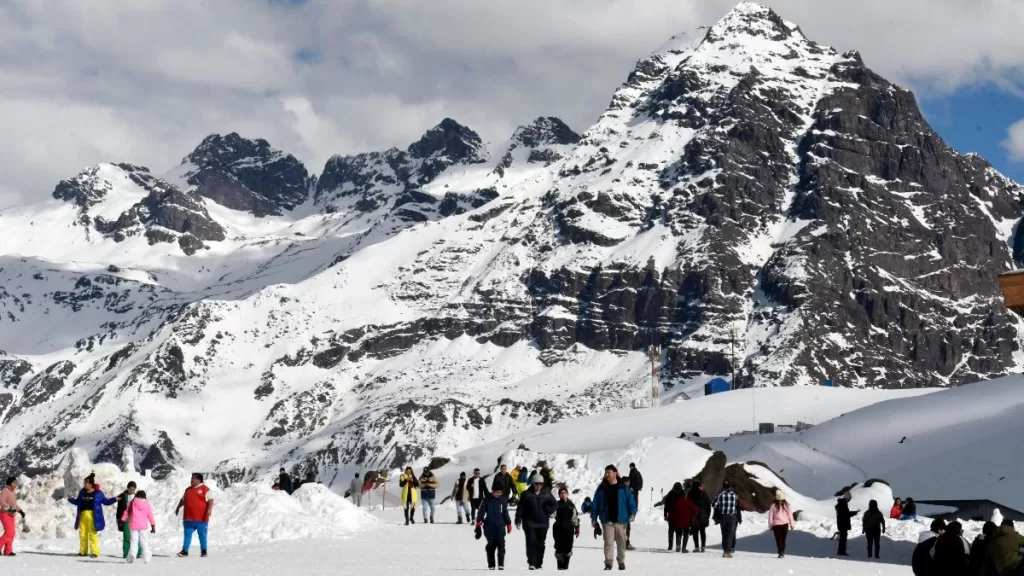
[400,467,419,526]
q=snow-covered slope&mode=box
[710,374,1024,512]
[1,1,1022,484]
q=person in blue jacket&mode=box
[590,465,637,571]
[476,484,512,570]
[67,473,118,558]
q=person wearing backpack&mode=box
[120,490,156,564]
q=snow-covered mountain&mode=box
[1,1,1022,482]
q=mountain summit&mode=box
[0,2,1021,480]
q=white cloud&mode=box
[1005,120,1024,162]
[0,0,1022,206]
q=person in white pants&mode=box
[120,490,156,564]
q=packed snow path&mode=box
[6,508,917,574]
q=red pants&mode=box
[0,512,15,555]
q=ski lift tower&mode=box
[998,270,1024,316]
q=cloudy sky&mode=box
[1,0,1022,207]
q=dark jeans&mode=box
[838,529,849,555]
[553,525,574,569]
[668,527,691,550]
[692,525,707,549]
[524,525,549,568]
[485,535,506,568]
[865,529,881,558]
[719,516,737,554]
[470,498,482,521]
[772,525,788,555]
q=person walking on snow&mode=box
[1,477,25,557]
[689,480,711,553]
[835,492,858,557]
[552,486,580,570]
[862,499,886,559]
[419,468,440,524]
[662,482,685,551]
[476,484,512,570]
[121,490,156,564]
[350,473,363,507]
[712,480,742,558]
[625,463,643,550]
[67,473,117,558]
[175,473,215,558]
[590,464,637,571]
[400,467,420,525]
[115,481,142,559]
[768,490,796,558]
[491,464,515,503]
[667,482,700,553]
[515,474,558,570]
[468,468,488,523]
[452,472,472,524]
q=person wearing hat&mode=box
[515,473,558,570]
[476,484,512,570]
[834,492,859,557]
[552,486,580,569]
[767,490,796,558]
[590,464,637,571]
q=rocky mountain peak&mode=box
[707,2,793,41]
[407,118,487,164]
[511,117,581,149]
[179,132,311,217]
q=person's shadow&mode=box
[732,529,917,566]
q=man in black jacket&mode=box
[515,475,558,570]
[625,463,644,551]
[278,468,293,495]
[835,493,859,556]
[913,519,946,576]
[492,464,515,502]
[467,468,489,524]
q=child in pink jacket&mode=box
[767,490,796,558]
[120,490,156,564]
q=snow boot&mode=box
[626,542,636,551]
[618,563,625,570]
[604,565,612,571]
[430,516,435,524]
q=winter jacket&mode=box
[0,486,21,515]
[969,534,996,576]
[713,489,739,521]
[863,508,886,533]
[279,472,293,494]
[467,476,488,499]
[451,478,470,502]
[932,533,972,576]
[554,499,580,530]
[590,481,637,525]
[768,502,796,529]
[668,495,700,530]
[419,472,439,500]
[987,525,1024,576]
[835,499,856,531]
[689,488,712,527]
[901,501,918,520]
[476,493,511,539]
[350,477,361,496]
[890,504,902,519]
[913,536,939,576]
[628,468,644,492]
[399,473,419,505]
[120,498,155,531]
[580,500,593,515]
[115,491,133,530]
[491,472,515,498]
[68,488,117,531]
[515,486,557,528]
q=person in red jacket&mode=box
[174,473,215,558]
[666,482,700,553]
[890,498,903,520]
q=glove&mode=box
[575,526,580,538]
[151,527,156,534]
[474,525,482,540]
[18,510,25,519]
[506,524,512,534]
[515,522,521,530]
[476,521,483,528]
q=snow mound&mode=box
[15,451,376,547]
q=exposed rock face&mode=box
[2,2,1022,483]
[52,163,226,254]
[182,133,312,216]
